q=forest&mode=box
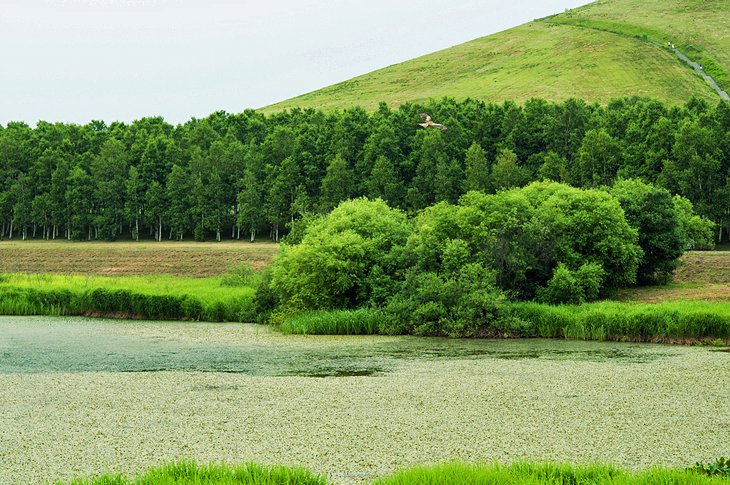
[1,96,729,244]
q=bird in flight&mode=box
[418,113,447,131]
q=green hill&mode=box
[262,0,729,113]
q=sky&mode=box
[0,0,590,125]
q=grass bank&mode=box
[58,460,729,484]
[279,301,730,343]
[0,273,257,322]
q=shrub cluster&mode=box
[263,182,719,339]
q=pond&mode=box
[0,316,728,484]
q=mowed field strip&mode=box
[0,240,279,277]
[2,241,729,303]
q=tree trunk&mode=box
[9,221,13,239]
[250,227,255,243]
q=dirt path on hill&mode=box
[667,45,730,100]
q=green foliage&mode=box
[60,460,328,485]
[491,148,530,190]
[270,198,411,310]
[673,195,716,250]
[381,263,507,337]
[611,179,683,284]
[691,458,730,479]
[1,96,726,248]
[319,155,355,212]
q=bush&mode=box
[270,198,412,311]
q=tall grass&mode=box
[59,460,328,485]
[280,309,383,335]
[510,300,730,342]
[0,273,258,322]
[278,301,730,342]
[375,461,728,485]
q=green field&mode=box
[262,0,728,113]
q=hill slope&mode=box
[262,0,729,113]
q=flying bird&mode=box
[418,113,447,131]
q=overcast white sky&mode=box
[0,0,590,125]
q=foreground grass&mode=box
[60,461,327,485]
[0,273,257,322]
[58,461,728,484]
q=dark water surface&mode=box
[0,316,683,376]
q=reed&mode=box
[280,309,383,335]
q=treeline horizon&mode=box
[1,96,728,242]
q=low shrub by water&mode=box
[280,309,383,335]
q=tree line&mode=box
[1,96,728,242]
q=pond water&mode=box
[0,316,728,485]
[0,316,674,376]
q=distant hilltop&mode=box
[262,0,729,113]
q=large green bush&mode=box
[611,179,683,283]
[270,198,412,311]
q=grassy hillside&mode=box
[262,0,728,113]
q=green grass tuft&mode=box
[280,309,384,335]
[60,460,328,485]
